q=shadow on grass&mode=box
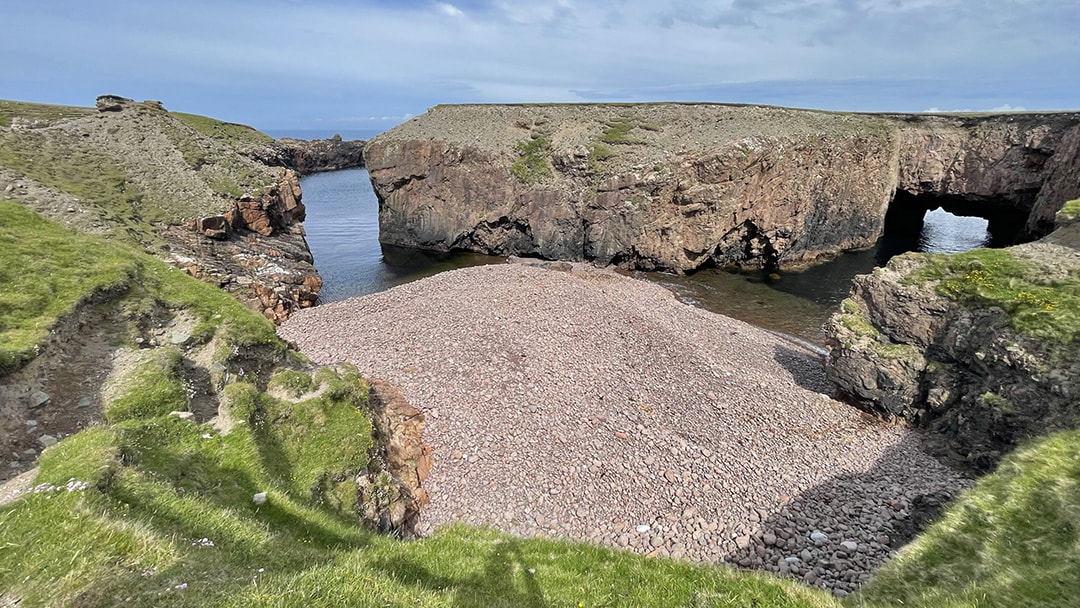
[374,535,547,608]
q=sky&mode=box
[2,0,1078,136]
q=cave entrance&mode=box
[879,190,1029,261]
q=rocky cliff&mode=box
[365,104,1080,272]
[0,96,322,322]
[247,134,366,176]
[824,208,1080,472]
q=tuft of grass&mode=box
[172,112,274,147]
[1059,198,1080,221]
[601,120,636,144]
[850,428,1080,608]
[909,249,1080,345]
[0,99,94,128]
[107,348,188,423]
[509,133,552,184]
[268,369,317,398]
[0,200,139,372]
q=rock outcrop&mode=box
[824,212,1080,472]
[366,104,1080,272]
[249,135,366,176]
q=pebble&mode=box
[252,492,267,505]
[28,391,50,409]
[38,435,57,448]
[278,263,971,593]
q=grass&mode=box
[268,369,317,398]
[106,348,188,423]
[0,129,159,243]
[509,133,552,184]
[0,370,839,608]
[0,99,94,128]
[1059,198,1080,221]
[0,200,278,375]
[849,428,1080,608]
[172,112,275,147]
[908,249,1080,346]
[0,200,139,372]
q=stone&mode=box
[28,391,50,408]
[763,532,777,546]
[253,492,268,505]
[170,331,192,346]
[95,95,130,112]
[170,411,195,421]
[38,435,58,448]
[635,524,651,533]
[75,397,92,409]
[811,531,829,546]
[840,541,858,553]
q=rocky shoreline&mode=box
[279,260,970,596]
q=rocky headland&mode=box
[825,205,1080,472]
[365,104,1080,272]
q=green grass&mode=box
[0,200,139,371]
[601,121,636,144]
[172,112,274,147]
[1059,198,1080,221]
[107,348,188,423]
[0,371,839,608]
[0,99,94,128]
[909,249,1080,346]
[509,133,552,184]
[849,428,1080,608]
[0,201,278,374]
[268,369,317,398]
[0,129,160,243]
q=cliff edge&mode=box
[365,103,1080,272]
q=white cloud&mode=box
[989,104,1027,112]
[436,2,464,18]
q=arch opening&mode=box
[881,190,1030,258]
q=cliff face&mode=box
[824,215,1080,472]
[366,104,1080,271]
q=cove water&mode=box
[300,169,990,344]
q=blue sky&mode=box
[3,0,1077,135]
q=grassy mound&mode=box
[850,428,1080,608]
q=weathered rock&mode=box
[95,95,130,112]
[359,378,432,537]
[825,220,1080,472]
[248,136,366,176]
[365,104,1080,272]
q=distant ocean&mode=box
[263,128,385,141]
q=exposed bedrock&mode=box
[248,135,366,176]
[365,104,1080,272]
[824,212,1080,473]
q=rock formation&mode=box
[824,209,1080,472]
[248,134,366,176]
[365,104,1080,272]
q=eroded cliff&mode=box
[366,104,1080,271]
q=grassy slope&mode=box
[910,248,1080,346]
[172,112,274,146]
[850,428,1080,608]
[0,99,94,128]
[0,200,277,373]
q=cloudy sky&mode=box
[3,0,1077,135]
